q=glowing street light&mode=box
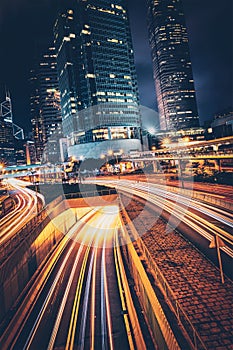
[148,127,156,135]
[162,137,171,147]
[183,136,190,143]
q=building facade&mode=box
[0,94,18,165]
[30,67,44,162]
[30,45,63,163]
[54,0,142,159]
[211,111,233,138]
[0,118,15,165]
[147,0,199,131]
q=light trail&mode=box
[78,213,111,350]
[20,208,99,350]
[121,185,233,257]
[0,179,45,247]
[90,248,98,350]
[47,244,85,350]
[114,231,134,350]
[90,179,233,230]
[65,245,91,350]
[88,179,233,256]
[78,250,95,350]
[22,234,80,350]
[101,235,114,350]
[4,204,149,350]
[0,193,21,225]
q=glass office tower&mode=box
[54,0,141,159]
[30,45,63,163]
[147,0,199,131]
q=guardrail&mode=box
[135,237,207,350]
[65,188,117,199]
[119,223,181,350]
[160,184,233,212]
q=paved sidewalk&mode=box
[123,198,233,350]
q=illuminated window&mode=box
[81,30,91,35]
[107,38,119,43]
[85,73,96,78]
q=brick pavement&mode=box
[123,197,233,350]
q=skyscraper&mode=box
[30,68,44,162]
[0,118,15,165]
[30,45,63,163]
[0,93,24,165]
[54,0,141,159]
[147,0,199,131]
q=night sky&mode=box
[0,0,232,133]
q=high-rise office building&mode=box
[0,118,15,165]
[30,68,44,162]
[147,0,199,131]
[30,45,63,163]
[0,94,19,165]
[54,0,142,159]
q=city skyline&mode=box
[0,0,232,133]
[0,2,232,347]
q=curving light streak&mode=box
[7,207,98,350]
[101,236,114,350]
[22,207,102,350]
[78,250,95,350]
[119,185,233,258]
[47,244,85,350]
[90,179,233,230]
[0,179,45,247]
[88,179,233,258]
[23,233,81,350]
[65,245,91,350]
[0,193,23,226]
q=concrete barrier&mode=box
[120,230,180,350]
